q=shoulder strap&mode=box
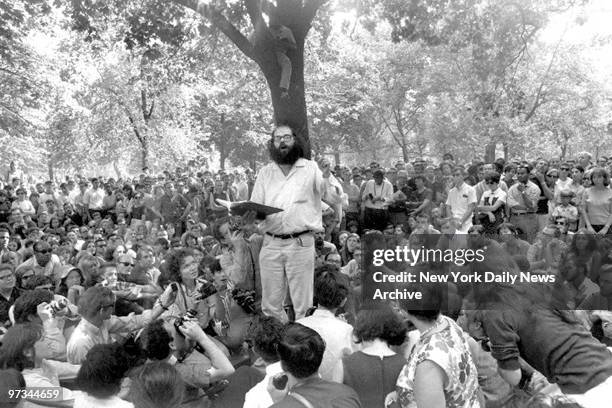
[289,391,316,408]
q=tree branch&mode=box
[298,0,327,37]
[245,0,265,30]
[171,0,257,61]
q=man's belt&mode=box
[265,230,312,240]
[511,210,536,215]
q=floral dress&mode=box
[392,316,480,408]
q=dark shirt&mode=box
[530,176,549,214]
[482,307,612,394]
[159,194,189,223]
[343,352,405,408]
[270,377,361,408]
[0,288,20,327]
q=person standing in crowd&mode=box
[84,178,106,220]
[250,123,340,322]
[582,167,612,235]
[507,164,541,243]
[444,166,477,234]
[159,181,192,238]
[361,169,393,231]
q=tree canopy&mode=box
[0,0,610,178]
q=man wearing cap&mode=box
[249,123,340,322]
[361,169,393,231]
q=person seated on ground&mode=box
[207,261,256,352]
[13,289,72,362]
[0,323,78,407]
[243,316,285,408]
[0,368,26,408]
[559,251,600,309]
[389,283,481,408]
[140,318,234,404]
[74,343,133,408]
[314,230,338,268]
[297,265,356,382]
[0,263,20,331]
[497,222,531,257]
[267,323,361,408]
[128,361,185,408]
[341,303,407,408]
[66,283,176,364]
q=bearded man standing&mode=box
[250,124,340,322]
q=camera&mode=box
[232,288,258,315]
[198,281,218,299]
[173,309,198,338]
[272,374,288,390]
[50,298,68,314]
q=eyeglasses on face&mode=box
[36,249,52,254]
[120,262,134,267]
[273,134,293,142]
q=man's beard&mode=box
[269,141,303,165]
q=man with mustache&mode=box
[250,124,341,322]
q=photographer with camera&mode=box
[207,259,258,352]
[140,318,234,403]
[158,249,218,329]
[13,289,72,362]
[266,323,360,408]
[67,283,177,364]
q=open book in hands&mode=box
[215,199,283,219]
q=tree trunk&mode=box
[113,160,121,179]
[141,137,149,170]
[503,142,509,161]
[484,142,496,163]
[333,152,340,166]
[401,145,409,162]
[48,160,54,182]
[172,0,325,160]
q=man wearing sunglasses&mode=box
[16,241,62,285]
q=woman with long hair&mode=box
[341,233,360,266]
[471,241,612,408]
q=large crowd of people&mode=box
[0,127,611,408]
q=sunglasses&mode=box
[485,181,497,185]
[36,249,52,254]
[560,167,570,171]
[120,262,135,267]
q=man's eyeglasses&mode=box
[485,181,497,185]
[273,134,293,142]
[560,167,570,171]
[36,249,52,254]
[120,262,135,267]
[547,174,559,178]
[99,302,115,310]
